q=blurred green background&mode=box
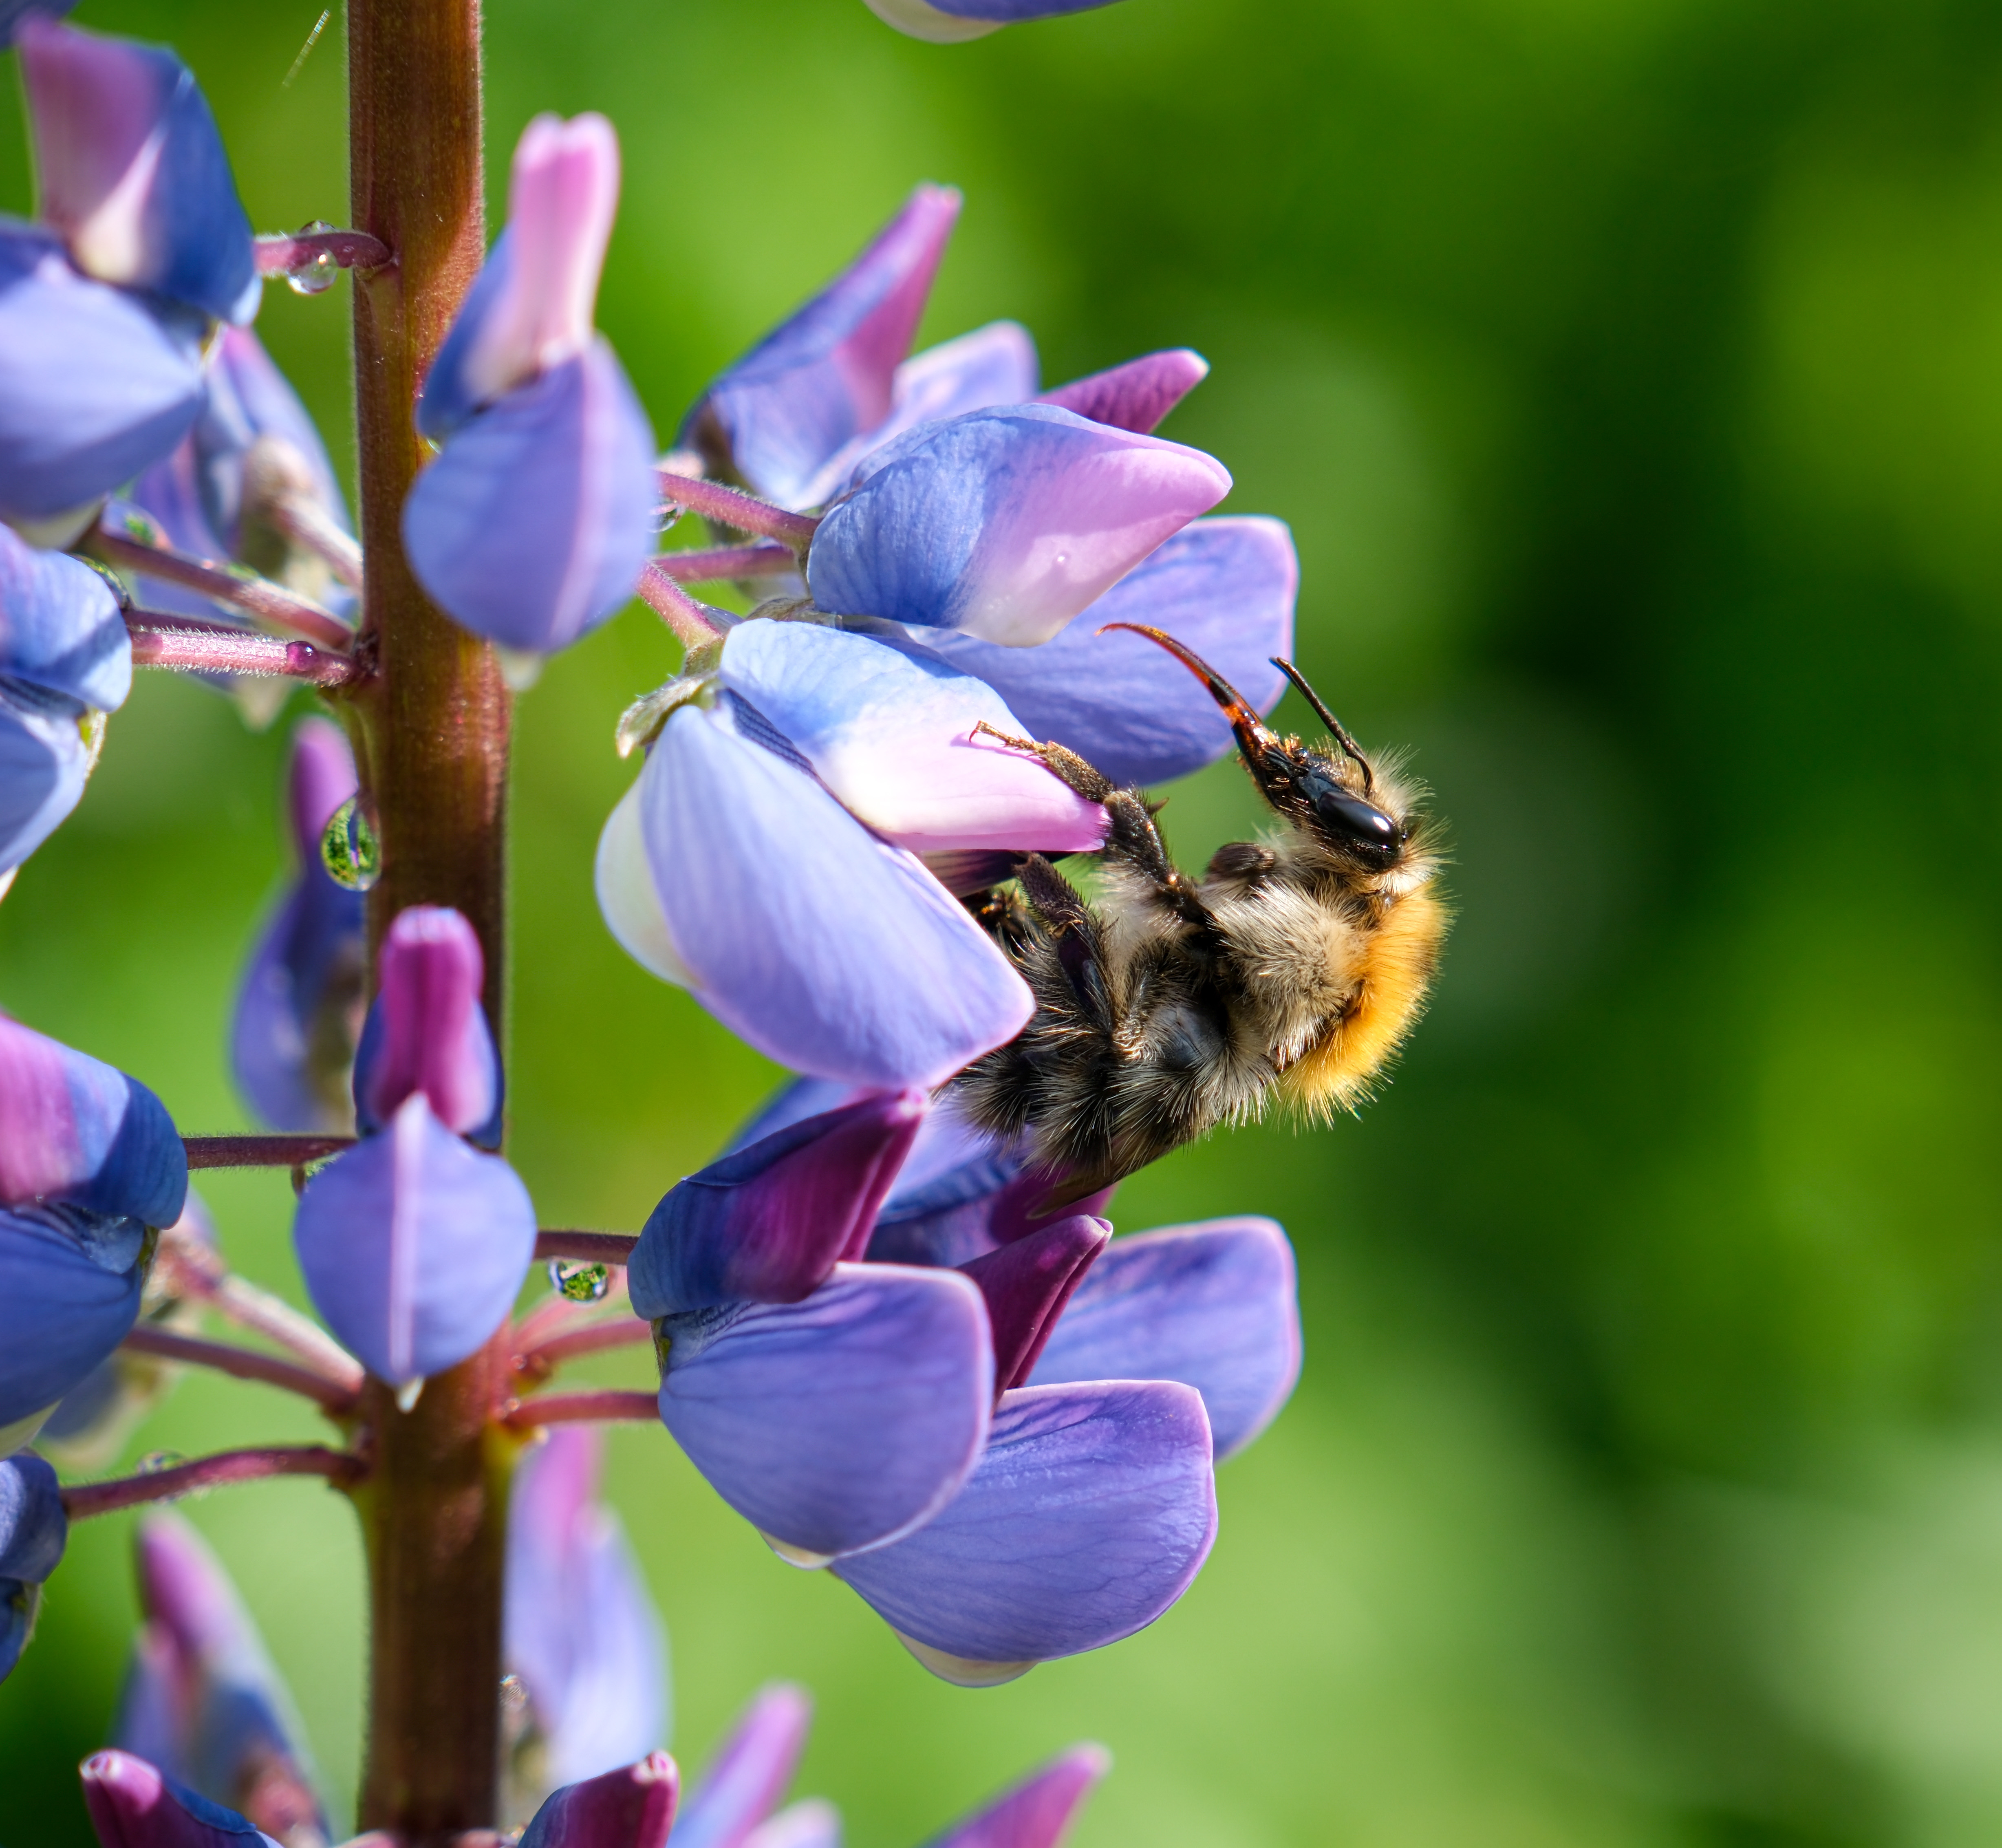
[9,0,2002,1840]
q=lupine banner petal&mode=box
[807,405,1230,646]
[926,1747,1109,1848]
[79,1750,282,1848]
[520,1754,679,1848]
[293,1093,536,1385]
[18,19,257,323]
[0,229,204,524]
[1027,1219,1301,1461]
[657,1265,992,1561]
[0,520,131,710]
[681,185,960,508]
[714,623,1106,854]
[1038,349,1208,435]
[0,1013,188,1225]
[630,1090,925,1319]
[404,342,657,653]
[833,1380,1216,1683]
[632,704,1032,1088]
[915,517,1296,786]
[506,1429,669,1796]
[0,1208,146,1433]
[670,1685,811,1848]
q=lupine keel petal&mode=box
[354,905,500,1141]
[520,1753,679,1848]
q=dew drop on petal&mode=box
[546,1260,610,1303]
[321,793,381,891]
[137,1450,186,1475]
[286,220,342,297]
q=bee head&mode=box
[1100,624,1409,866]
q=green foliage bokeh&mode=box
[9,0,2002,1843]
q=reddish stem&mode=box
[655,469,820,549]
[183,1133,356,1169]
[636,564,728,649]
[91,528,355,653]
[534,1230,639,1265]
[267,492,367,591]
[255,229,395,274]
[654,545,798,583]
[121,1326,361,1412]
[504,1389,658,1430]
[61,1446,364,1520]
[128,623,360,686]
[516,1317,650,1373]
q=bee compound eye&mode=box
[1314,789,1400,855]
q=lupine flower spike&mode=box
[405,113,657,657]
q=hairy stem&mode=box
[346,0,512,1837]
[654,468,821,549]
[183,1133,356,1168]
[127,624,360,685]
[534,1230,641,1265]
[120,1326,362,1412]
[90,527,355,652]
[504,1389,659,1430]
[61,1446,363,1519]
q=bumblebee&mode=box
[954,624,1446,1197]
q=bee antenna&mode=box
[1270,657,1374,796]
[1098,622,1272,739]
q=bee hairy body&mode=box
[953,628,1446,1197]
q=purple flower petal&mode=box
[658,1264,992,1561]
[404,342,657,653]
[19,19,256,324]
[116,1513,326,1839]
[0,0,79,48]
[629,1089,925,1319]
[0,519,130,709]
[508,1431,668,1795]
[960,1217,1109,1394]
[0,684,98,875]
[672,1685,811,1848]
[832,1380,1216,1684]
[353,906,500,1141]
[1027,1218,1300,1462]
[229,720,366,1134]
[715,623,1106,854]
[926,1747,1109,1848]
[1038,349,1207,435]
[0,1453,66,1581]
[292,1094,536,1385]
[79,1751,281,1848]
[0,1207,145,1433]
[520,1754,679,1848]
[807,406,1230,647]
[625,703,1032,1088]
[0,1013,188,1225]
[798,321,1039,509]
[916,516,1297,786]
[0,229,204,524]
[681,185,961,507]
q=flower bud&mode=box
[628,1091,925,1320]
[930,1747,1109,1848]
[79,1749,283,1848]
[18,18,256,322]
[520,1753,679,1848]
[353,906,500,1142]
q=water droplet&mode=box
[547,1260,610,1303]
[394,1378,425,1414]
[499,1672,529,1713]
[286,220,341,296]
[320,793,381,891]
[137,1450,185,1475]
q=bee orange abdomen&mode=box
[1279,885,1447,1117]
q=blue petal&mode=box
[630,1091,924,1319]
[404,342,657,653]
[913,517,1297,787]
[417,229,517,443]
[832,1380,1216,1681]
[507,1429,669,1793]
[0,1206,145,1430]
[143,52,260,322]
[926,0,1120,14]
[292,1095,536,1385]
[806,405,1231,646]
[0,1012,188,1226]
[521,1755,680,1848]
[714,623,1105,854]
[1027,1219,1301,1462]
[0,232,204,523]
[0,1454,66,1580]
[0,0,79,49]
[681,186,961,507]
[80,1751,282,1848]
[671,1685,812,1848]
[0,684,96,876]
[637,703,1032,1088]
[924,1747,1109,1848]
[0,520,130,709]
[658,1265,992,1560]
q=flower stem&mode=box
[504,1389,659,1430]
[182,1133,357,1168]
[514,1317,650,1378]
[654,544,800,583]
[90,527,356,652]
[120,1326,362,1412]
[655,468,821,549]
[254,228,394,275]
[636,563,729,648]
[127,622,360,686]
[534,1229,640,1265]
[60,1445,364,1520]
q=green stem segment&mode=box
[344,0,516,1837]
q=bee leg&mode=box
[971,721,1116,802]
[1017,853,1113,1025]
